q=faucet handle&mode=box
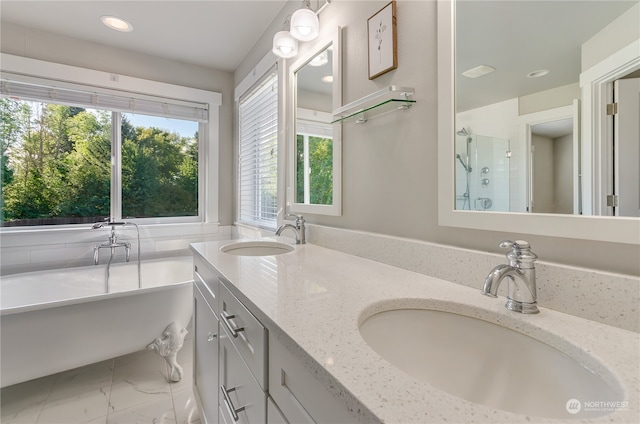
[499,240,537,265]
[499,240,530,249]
[284,213,304,226]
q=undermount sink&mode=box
[359,308,621,419]
[220,240,294,256]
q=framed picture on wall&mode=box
[367,0,397,80]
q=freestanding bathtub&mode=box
[0,256,194,388]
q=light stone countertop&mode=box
[190,239,640,424]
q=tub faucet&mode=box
[92,223,131,265]
[482,240,539,314]
[275,214,306,244]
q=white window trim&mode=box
[0,53,221,233]
[234,52,285,231]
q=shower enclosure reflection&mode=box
[455,129,510,211]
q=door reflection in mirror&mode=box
[612,77,640,217]
[530,118,574,214]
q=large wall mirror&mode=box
[437,1,640,244]
[287,26,342,216]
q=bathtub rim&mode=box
[1,279,193,316]
[1,255,194,316]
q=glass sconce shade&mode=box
[290,8,319,41]
[272,30,299,58]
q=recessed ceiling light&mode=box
[526,69,550,78]
[101,15,133,32]
[321,76,333,83]
[462,65,495,78]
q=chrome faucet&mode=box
[92,221,131,265]
[275,214,306,244]
[482,240,539,314]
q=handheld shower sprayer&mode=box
[91,220,128,229]
[456,154,472,173]
[456,128,473,173]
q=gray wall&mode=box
[235,0,639,276]
[1,21,235,226]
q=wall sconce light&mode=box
[272,18,299,59]
[290,0,319,41]
[272,0,330,59]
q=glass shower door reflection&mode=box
[455,134,510,212]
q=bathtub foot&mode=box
[147,322,188,382]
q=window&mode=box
[238,66,279,230]
[121,113,199,219]
[0,77,207,227]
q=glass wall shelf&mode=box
[331,86,415,124]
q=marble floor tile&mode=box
[171,389,200,424]
[2,338,197,424]
[0,375,55,424]
[37,360,113,423]
[45,360,113,402]
[36,388,110,424]
[106,397,176,424]
[108,349,173,414]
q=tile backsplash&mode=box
[307,224,640,333]
[0,224,232,275]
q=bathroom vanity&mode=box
[191,242,355,424]
[190,239,639,424]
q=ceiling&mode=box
[456,0,638,112]
[0,0,289,72]
[2,0,636,102]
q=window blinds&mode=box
[296,119,333,138]
[238,66,278,229]
[1,76,209,123]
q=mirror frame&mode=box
[287,26,342,216]
[437,0,640,244]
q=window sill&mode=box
[0,222,224,248]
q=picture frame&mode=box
[367,0,397,80]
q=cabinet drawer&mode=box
[219,281,267,389]
[194,256,219,315]
[269,335,354,424]
[219,332,266,424]
[267,396,288,424]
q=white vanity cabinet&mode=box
[193,258,220,424]
[193,252,355,424]
[193,257,269,424]
[267,397,288,424]
[268,334,355,424]
[217,281,268,423]
[218,282,267,388]
[219,330,267,423]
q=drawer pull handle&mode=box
[221,311,245,338]
[207,332,217,342]
[221,384,245,422]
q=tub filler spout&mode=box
[92,222,131,265]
